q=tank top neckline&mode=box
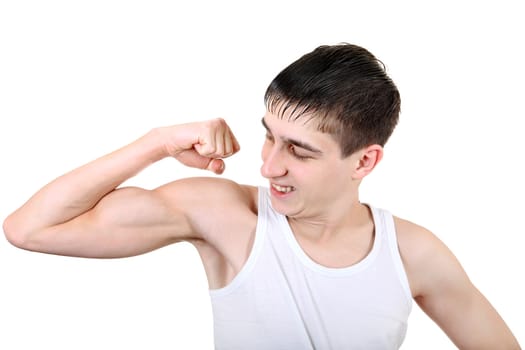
[209,187,384,297]
[274,197,383,277]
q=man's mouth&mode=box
[272,184,295,193]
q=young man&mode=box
[3,44,520,349]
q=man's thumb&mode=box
[207,158,225,174]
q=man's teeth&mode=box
[272,184,294,193]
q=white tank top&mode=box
[209,187,412,349]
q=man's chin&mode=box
[269,198,301,218]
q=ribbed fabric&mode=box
[209,187,412,349]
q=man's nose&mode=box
[261,147,287,178]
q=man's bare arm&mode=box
[3,118,240,258]
[397,218,521,349]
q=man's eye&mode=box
[289,145,310,160]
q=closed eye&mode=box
[289,144,311,160]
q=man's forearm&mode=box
[4,128,166,238]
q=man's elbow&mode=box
[3,214,31,249]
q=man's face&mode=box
[260,110,361,219]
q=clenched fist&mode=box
[157,118,241,174]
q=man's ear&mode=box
[352,144,384,180]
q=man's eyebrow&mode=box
[261,118,323,154]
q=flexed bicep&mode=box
[4,118,240,256]
[16,186,193,259]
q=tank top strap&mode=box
[372,207,413,307]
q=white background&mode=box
[1,1,523,349]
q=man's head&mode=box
[264,43,400,158]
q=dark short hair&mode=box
[264,43,400,157]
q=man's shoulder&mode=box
[393,216,448,264]
[393,216,431,242]
[393,215,462,298]
[392,216,448,259]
